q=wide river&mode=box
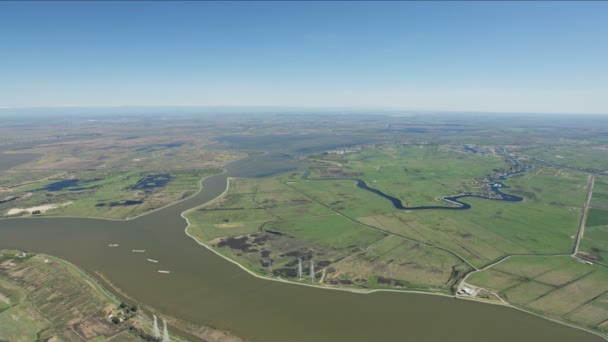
[0,151,604,342]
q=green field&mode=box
[187,172,476,292]
[186,144,591,292]
[309,146,586,265]
[587,208,608,227]
[467,256,608,336]
[580,181,608,264]
[326,144,506,207]
[522,145,608,171]
[591,178,608,208]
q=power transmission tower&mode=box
[297,258,303,279]
[153,315,160,340]
[309,259,315,281]
[162,319,170,342]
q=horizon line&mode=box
[0,105,606,116]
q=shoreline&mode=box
[2,156,606,341]
[0,153,251,223]
[182,177,608,342]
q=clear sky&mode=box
[1,1,607,114]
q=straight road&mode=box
[573,174,595,255]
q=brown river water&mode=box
[0,152,604,342]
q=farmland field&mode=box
[187,143,589,295]
[467,256,608,336]
[580,181,608,264]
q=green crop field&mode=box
[333,144,506,207]
[0,300,51,342]
[591,179,608,208]
[580,185,608,264]
[522,145,608,171]
[587,208,608,227]
[467,256,608,336]
[350,166,585,267]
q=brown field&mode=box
[527,271,608,317]
[469,256,608,336]
[0,253,124,340]
[329,235,469,290]
[568,294,608,326]
[502,281,556,305]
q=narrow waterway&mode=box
[0,153,603,342]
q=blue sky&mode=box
[1,1,607,114]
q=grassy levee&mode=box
[467,255,608,338]
[1,169,220,219]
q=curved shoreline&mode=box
[2,157,606,340]
[181,177,456,298]
[0,153,252,223]
[181,176,608,342]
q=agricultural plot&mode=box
[190,143,589,294]
[591,178,608,208]
[522,145,608,172]
[0,275,49,342]
[408,167,586,262]
[0,251,123,341]
[328,235,470,291]
[0,169,219,219]
[187,177,395,287]
[467,256,608,336]
[0,250,191,342]
[309,149,587,268]
[0,300,51,342]
[312,144,507,207]
[580,208,608,265]
[338,168,586,266]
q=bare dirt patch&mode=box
[5,202,71,216]
[0,293,10,305]
[214,222,245,228]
